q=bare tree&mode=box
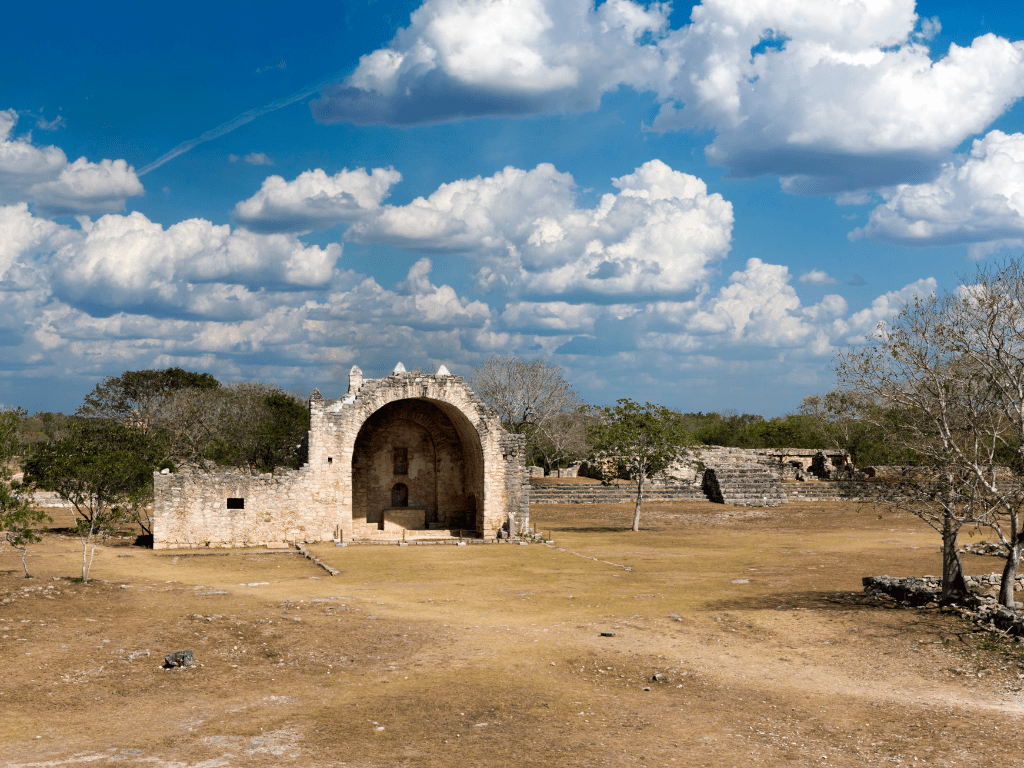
[530,406,598,474]
[471,356,581,434]
[836,290,996,604]
[934,259,1024,607]
[471,356,584,472]
[159,387,223,470]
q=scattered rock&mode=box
[600,631,616,637]
[962,542,1004,557]
[164,649,194,668]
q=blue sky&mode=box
[3,0,1024,415]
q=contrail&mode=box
[138,74,344,176]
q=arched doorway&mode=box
[351,399,484,533]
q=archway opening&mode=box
[351,398,484,534]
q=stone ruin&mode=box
[665,446,856,483]
[152,364,530,549]
[661,447,858,507]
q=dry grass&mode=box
[1,499,1023,767]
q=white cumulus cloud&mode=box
[316,0,1024,193]
[649,2,1024,191]
[233,166,402,233]
[312,0,665,125]
[0,109,144,216]
[243,152,273,165]
[852,130,1024,255]
[326,258,491,330]
[350,159,734,300]
[0,204,342,319]
[799,269,838,286]
[686,259,846,347]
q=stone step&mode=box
[349,522,473,541]
[529,482,706,505]
[702,465,788,507]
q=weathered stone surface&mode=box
[153,366,528,548]
[164,649,194,668]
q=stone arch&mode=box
[350,397,485,532]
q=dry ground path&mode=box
[1,499,1021,767]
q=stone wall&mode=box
[782,481,883,502]
[153,466,342,549]
[501,432,530,534]
[153,364,528,549]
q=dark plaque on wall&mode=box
[393,446,409,475]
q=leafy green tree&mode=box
[24,421,160,581]
[207,384,310,473]
[19,411,75,447]
[587,400,691,531]
[1,407,50,578]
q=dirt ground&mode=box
[2,499,1023,767]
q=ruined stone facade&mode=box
[662,446,855,485]
[153,365,529,549]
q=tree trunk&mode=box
[81,536,89,581]
[999,541,1022,608]
[18,546,30,578]
[84,539,99,582]
[940,514,968,603]
[631,474,644,532]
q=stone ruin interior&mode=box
[350,398,483,536]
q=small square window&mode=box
[227,497,244,509]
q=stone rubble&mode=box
[863,574,1024,638]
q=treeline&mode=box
[20,368,310,473]
[677,399,906,468]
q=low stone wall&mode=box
[153,467,339,549]
[863,574,1024,637]
[530,479,894,505]
[783,481,883,502]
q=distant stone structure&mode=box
[665,446,856,483]
[153,364,529,549]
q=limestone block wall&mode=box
[500,431,529,533]
[153,465,342,549]
[313,368,521,538]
